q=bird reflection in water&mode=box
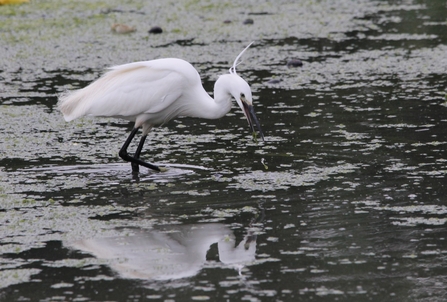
[70,223,257,280]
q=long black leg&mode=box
[131,135,148,172]
[119,128,161,172]
[134,134,147,158]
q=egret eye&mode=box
[240,93,245,98]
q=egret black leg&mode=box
[119,128,161,172]
[131,135,148,172]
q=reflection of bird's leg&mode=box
[119,128,161,172]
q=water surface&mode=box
[1,0,447,301]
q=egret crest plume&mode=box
[230,41,254,75]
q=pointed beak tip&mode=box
[244,104,264,142]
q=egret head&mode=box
[228,42,264,142]
[227,75,265,142]
[214,42,264,141]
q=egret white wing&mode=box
[58,59,200,122]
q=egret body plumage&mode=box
[58,43,264,173]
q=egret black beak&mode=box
[242,102,265,142]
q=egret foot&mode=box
[119,128,161,172]
[119,149,161,172]
[130,161,164,173]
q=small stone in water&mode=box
[243,18,254,25]
[148,26,163,34]
[287,59,303,67]
[267,78,282,84]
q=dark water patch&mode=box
[155,38,207,48]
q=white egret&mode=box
[58,43,264,173]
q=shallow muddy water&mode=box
[1,0,447,301]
